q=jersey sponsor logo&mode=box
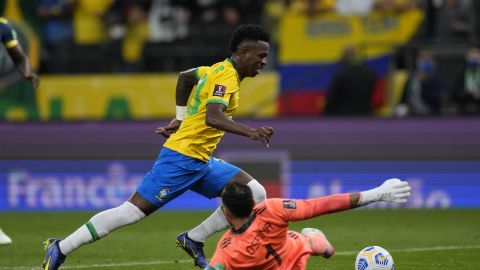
[213,84,227,97]
[282,200,296,209]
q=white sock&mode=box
[247,179,267,203]
[59,201,146,255]
[188,179,267,242]
[187,206,228,243]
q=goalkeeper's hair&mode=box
[222,181,255,218]
[229,24,270,53]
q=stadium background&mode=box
[0,1,479,269]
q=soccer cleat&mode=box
[42,238,66,270]
[176,232,208,268]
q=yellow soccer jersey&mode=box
[0,17,18,49]
[164,58,240,161]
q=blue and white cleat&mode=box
[176,232,208,268]
[42,238,66,270]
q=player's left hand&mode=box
[249,126,274,148]
[377,178,411,203]
[25,72,39,88]
[156,118,181,138]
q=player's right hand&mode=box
[377,178,411,203]
[156,118,181,138]
[249,126,274,148]
[25,72,39,88]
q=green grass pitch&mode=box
[1,209,479,270]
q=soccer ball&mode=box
[355,246,394,270]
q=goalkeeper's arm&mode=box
[282,178,411,222]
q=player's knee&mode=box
[247,179,267,203]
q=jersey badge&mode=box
[155,188,169,202]
[213,84,227,97]
[282,200,296,209]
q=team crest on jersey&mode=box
[213,84,227,97]
[155,188,169,202]
[282,200,296,209]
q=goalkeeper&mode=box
[206,179,411,270]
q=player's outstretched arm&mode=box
[280,179,411,222]
[156,68,199,138]
[7,44,39,88]
[205,103,274,148]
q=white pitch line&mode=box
[334,244,480,256]
[2,245,480,270]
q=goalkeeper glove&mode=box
[359,178,411,205]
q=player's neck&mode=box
[230,216,251,230]
[230,56,245,81]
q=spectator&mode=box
[335,0,376,16]
[289,0,335,16]
[473,0,480,39]
[375,0,418,12]
[434,0,471,42]
[223,0,266,25]
[336,0,417,16]
[36,0,75,73]
[262,0,289,69]
[324,46,377,116]
[106,0,150,72]
[148,0,188,43]
[394,50,445,117]
[451,46,480,115]
[71,0,113,73]
[143,0,191,71]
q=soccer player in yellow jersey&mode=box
[0,17,38,246]
[42,24,273,270]
[207,180,410,270]
[0,17,39,88]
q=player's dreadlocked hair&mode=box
[222,181,255,218]
[229,24,270,53]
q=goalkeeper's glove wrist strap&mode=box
[359,188,380,205]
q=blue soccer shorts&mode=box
[136,147,241,207]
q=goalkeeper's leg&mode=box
[301,228,335,259]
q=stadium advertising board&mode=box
[0,160,478,211]
[1,73,277,121]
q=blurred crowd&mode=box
[0,0,475,74]
[0,0,479,116]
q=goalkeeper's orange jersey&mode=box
[207,195,351,270]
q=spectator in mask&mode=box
[394,50,445,116]
[451,46,480,115]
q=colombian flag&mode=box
[278,9,423,116]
